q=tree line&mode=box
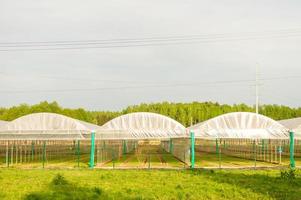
[0,101,300,127]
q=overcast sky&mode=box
[0,0,301,111]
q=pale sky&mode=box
[0,0,301,110]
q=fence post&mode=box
[42,141,46,168]
[183,150,186,168]
[253,140,257,169]
[89,131,96,169]
[122,140,127,155]
[216,139,220,168]
[6,141,9,168]
[218,139,222,169]
[148,153,151,169]
[77,140,80,168]
[289,131,295,169]
[31,141,35,161]
[261,139,265,161]
[169,138,173,154]
[112,148,115,169]
[190,131,195,169]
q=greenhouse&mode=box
[279,117,301,138]
[279,117,301,166]
[189,112,295,168]
[0,111,297,169]
[0,120,8,126]
[0,113,101,168]
[94,112,189,168]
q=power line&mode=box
[1,29,301,51]
[1,28,301,45]
[0,80,256,94]
[1,75,300,94]
[1,32,301,48]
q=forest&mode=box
[0,101,300,127]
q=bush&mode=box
[51,174,68,186]
[280,169,296,182]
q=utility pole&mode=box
[255,64,259,114]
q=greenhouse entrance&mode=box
[94,139,190,169]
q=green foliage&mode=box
[280,169,297,182]
[1,101,301,126]
[0,169,298,200]
[24,174,108,200]
[51,174,68,186]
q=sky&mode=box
[0,0,301,111]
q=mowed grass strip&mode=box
[0,169,300,200]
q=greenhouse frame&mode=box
[0,113,101,168]
[0,112,298,169]
[189,112,294,169]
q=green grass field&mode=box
[0,168,300,200]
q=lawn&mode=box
[0,168,300,200]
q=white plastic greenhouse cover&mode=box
[0,120,8,126]
[97,112,187,139]
[189,112,289,139]
[0,113,100,140]
[0,120,8,128]
[279,118,301,139]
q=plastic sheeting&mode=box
[97,112,187,139]
[0,120,8,127]
[279,118,301,139]
[0,113,100,140]
[189,112,289,139]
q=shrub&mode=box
[280,169,296,182]
[51,174,68,186]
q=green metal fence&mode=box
[0,134,298,169]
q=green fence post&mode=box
[169,138,173,154]
[11,144,14,165]
[6,142,9,168]
[289,131,295,169]
[42,141,46,168]
[122,140,127,155]
[190,131,195,169]
[216,139,219,155]
[148,153,151,169]
[89,131,96,169]
[31,141,35,161]
[112,148,115,169]
[218,139,222,169]
[261,139,265,161]
[76,140,80,168]
[183,150,186,168]
[253,140,257,169]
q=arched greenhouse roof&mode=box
[97,112,187,140]
[0,120,8,128]
[0,113,100,140]
[279,118,301,138]
[189,112,289,139]
[0,120,8,124]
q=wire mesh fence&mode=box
[0,138,299,169]
[194,139,298,168]
[0,140,91,168]
[96,140,188,169]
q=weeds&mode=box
[24,174,108,200]
[51,174,68,186]
[280,169,296,182]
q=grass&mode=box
[0,168,300,200]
